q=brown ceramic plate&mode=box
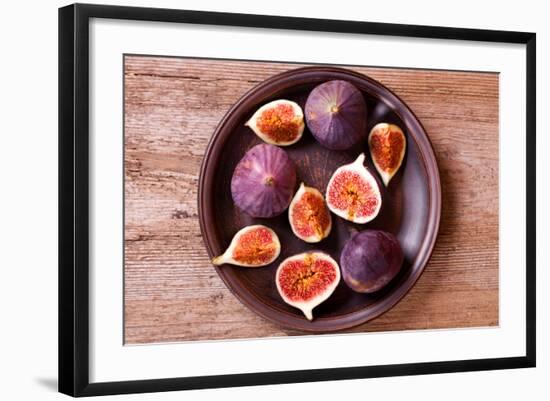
[198,66,441,332]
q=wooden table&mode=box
[124,56,499,344]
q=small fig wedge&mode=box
[326,153,382,224]
[288,183,332,243]
[276,252,340,320]
[368,123,406,186]
[212,225,281,267]
[245,99,305,146]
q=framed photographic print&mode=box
[58,3,536,397]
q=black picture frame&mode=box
[59,3,536,397]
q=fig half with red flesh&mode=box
[325,153,382,224]
[245,99,305,146]
[212,225,281,267]
[276,252,340,320]
[288,183,332,243]
[368,123,406,186]
[231,144,297,218]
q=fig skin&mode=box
[305,80,367,150]
[340,230,403,293]
[245,99,305,146]
[212,225,281,267]
[231,144,297,218]
[325,153,382,224]
[368,123,407,186]
[288,183,332,243]
[276,252,340,320]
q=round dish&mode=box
[198,66,441,332]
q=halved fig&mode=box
[288,183,332,243]
[245,99,305,146]
[326,153,382,224]
[231,144,297,218]
[212,225,281,267]
[368,123,406,186]
[276,252,340,320]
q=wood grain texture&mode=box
[124,56,499,344]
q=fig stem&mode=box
[211,254,225,265]
[354,153,366,166]
[303,308,313,321]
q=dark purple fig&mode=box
[305,80,367,150]
[231,144,297,218]
[340,230,403,293]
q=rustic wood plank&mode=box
[124,56,499,344]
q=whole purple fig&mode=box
[231,144,297,218]
[340,230,403,293]
[305,80,367,150]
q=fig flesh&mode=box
[231,144,297,218]
[325,153,382,224]
[212,225,281,267]
[288,183,332,243]
[368,123,406,186]
[276,252,340,320]
[340,230,403,293]
[305,80,367,150]
[245,99,305,146]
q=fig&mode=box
[276,252,340,320]
[340,230,403,293]
[231,144,297,218]
[368,123,406,186]
[245,99,305,146]
[325,153,382,224]
[288,183,332,243]
[305,80,367,150]
[212,225,281,267]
